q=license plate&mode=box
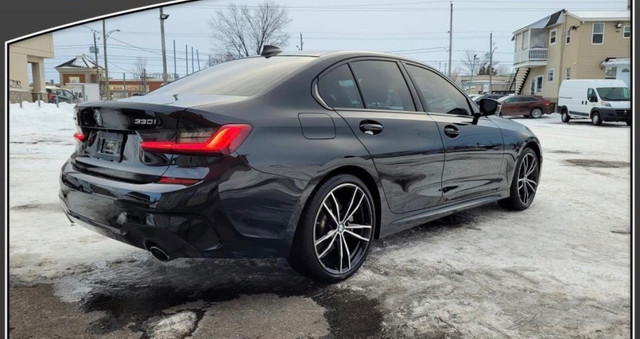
[102,139,120,155]
[95,132,124,161]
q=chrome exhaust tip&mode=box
[149,246,171,262]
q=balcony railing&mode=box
[514,48,548,64]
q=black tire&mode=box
[288,174,375,283]
[561,108,570,123]
[498,148,540,211]
[591,111,603,126]
[530,107,543,119]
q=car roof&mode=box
[271,50,425,65]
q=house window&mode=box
[549,29,557,45]
[68,76,80,83]
[566,29,571,44]
[592,22,604,44]
[522,31,529,50]
[565,67,571,80]
[536,76,543,93]
[547,69,555,82]
[623,25,630,38]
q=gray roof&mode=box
[55,55,103,70]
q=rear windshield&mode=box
[596,87,630,101]
[152,56,315,96]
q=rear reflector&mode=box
[140,124,252,155]
[73,132,86,142]
[158,177,200,185]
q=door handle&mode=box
[444,125,459,138]
[359,120,384,135]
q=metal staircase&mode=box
[512,67,530,95]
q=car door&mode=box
[317,60,445,214]
[403,63,504,204]
[500,97,517,115]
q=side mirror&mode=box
[589,95,598,102]
[474,98,501,124]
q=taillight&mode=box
[158,176,200,185]
[48,93,55,101]
[544,100,550,105]
[73,132,85,142]
[140,124,252,155]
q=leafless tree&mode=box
[209,1,291,58]
[131,57,148,92]
[131,57,148,80]
[461,50,481,75]
[461,50,500,75]
[206,51,238,67]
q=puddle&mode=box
[10,202,62,212]
[549,150,581,154]
[565,159,629,168]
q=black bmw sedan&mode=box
[59,48,542,282]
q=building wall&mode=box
[573,19,631,79]
[9,34,54,103]
[544,23,564,101]
[522,66,546,96]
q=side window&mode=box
[587,88,597,101]
[405,64,471,116]
[349,60,415,111]
[318,64,363,109]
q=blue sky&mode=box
[44,0,629,82]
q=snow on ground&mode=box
[8,103,631,338]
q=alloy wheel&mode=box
[516,152,538,205]
[313,183,373,275]
[531,108,543,119]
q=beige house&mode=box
[512,9,630,107]
[9,34,54,103]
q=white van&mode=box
[557,79,630,126]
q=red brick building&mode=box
[55,55,103,86]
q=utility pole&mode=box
[173,39,177,80]
[123,72,126,98]
[102,20,110,100]
[185,45,189,76]
[197,49,201,71]
[191,47,195,73]
[92,32,100,83]
[448,1,453,78]
[160,8,169,85]
[489,32,493,94]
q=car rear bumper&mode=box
[59,160,299,259]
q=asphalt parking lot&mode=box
[8,113,630,338]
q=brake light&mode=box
[73,132,85,142]
[140,124,252,155]
[544,100,550,106]
[48,92,55,101]
[158,177,200,185]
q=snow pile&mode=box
[150,311,198,339]
[9,101,76,145]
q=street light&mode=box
[160,8,170,85]
[102,20,119,100]
[470,54,478,93]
